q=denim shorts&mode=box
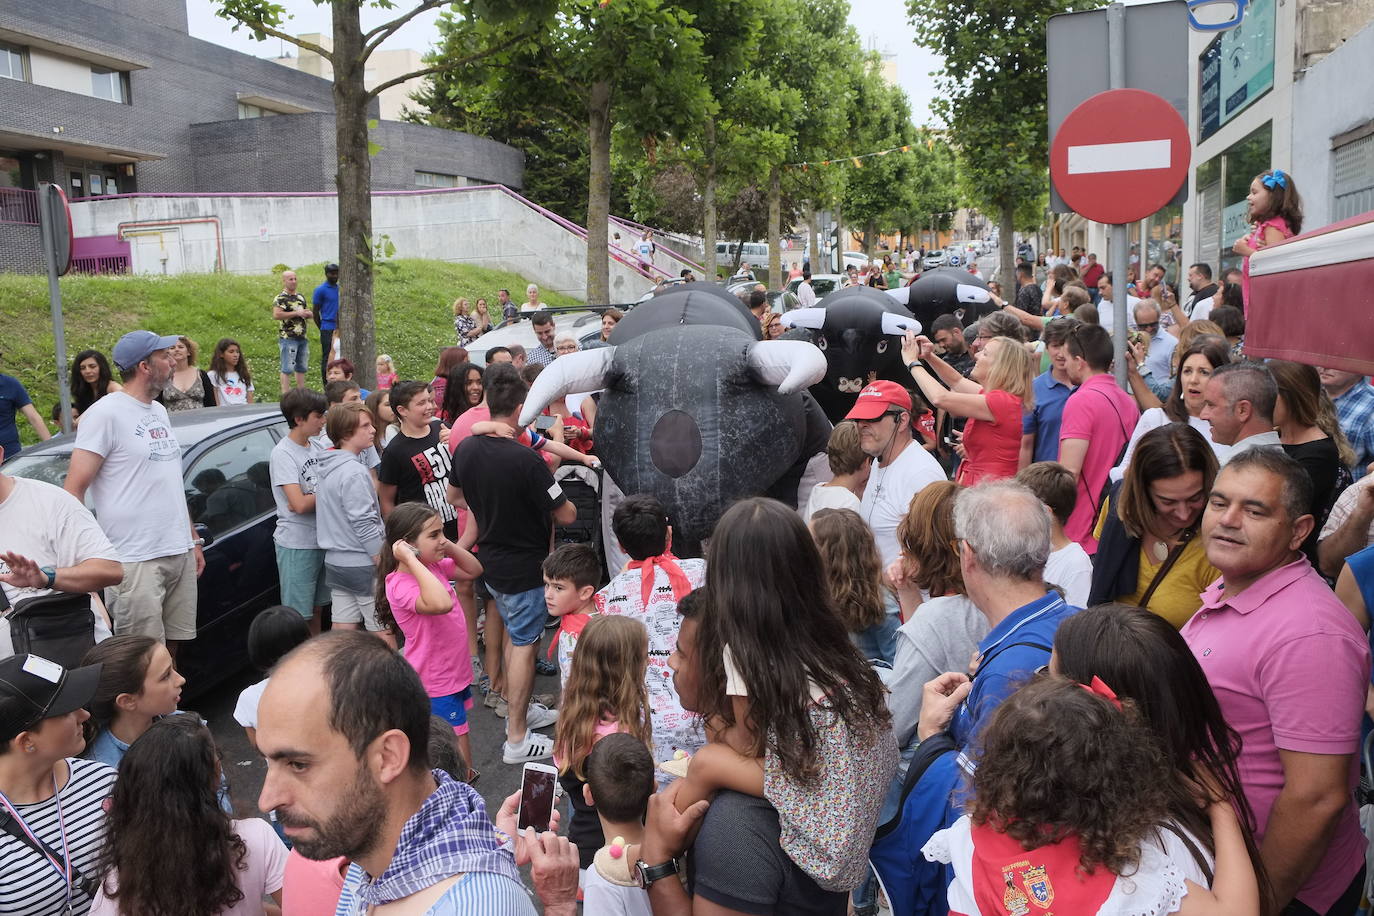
[279,337,308,374]
[489,584,547,647]
[431,687,474,736]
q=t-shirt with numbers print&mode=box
[378,420,457,524]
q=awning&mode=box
[0,127,164,163]
[1246,209,1374,375]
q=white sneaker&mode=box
[503,730,554,764]
[526,701,558,731]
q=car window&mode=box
[2,453,73,490]
[813,279,838,296]
[185,428,276,536]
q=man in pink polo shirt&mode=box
[1182,449,1370,916]
[1057,324,1139,553]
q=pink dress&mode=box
[1241,216,1292,308]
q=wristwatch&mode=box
[191,538,206,548]
[39,566,57,589]
[634,858,679,889]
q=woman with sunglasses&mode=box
[0,654,114,916]
[1090,423,1221,628]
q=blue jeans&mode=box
[852,593,902,665]
[278,337,308,375]
[489,584,547,647]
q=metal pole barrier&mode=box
[1107,2,1130,389]
[38,185,73,434]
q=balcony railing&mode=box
[0,187,40,225]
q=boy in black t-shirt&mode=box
[378,380,459,537]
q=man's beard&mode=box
[276,764,388,862]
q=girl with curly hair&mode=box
[669,497,897,893]
[924,677,1259,916]
[90,716,286,915]
[810,507,894,663]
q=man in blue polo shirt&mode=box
[947,479,1080,745]
[1021,317,1077,466]
[312,263,340,386]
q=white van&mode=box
[716,241,770,264]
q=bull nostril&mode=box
[650,409,702,479]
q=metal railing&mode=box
[0,187,39,225]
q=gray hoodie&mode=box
[314,448,385,567]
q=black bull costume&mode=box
[519,284,832,552]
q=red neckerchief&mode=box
[625,551,692,608]
[969,823,1115,916]
[548,612,593,660]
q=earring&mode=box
[25,745,35,753]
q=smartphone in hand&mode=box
[517,762,558,832]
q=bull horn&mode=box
[881,313,922,336]
[778,308,826,330]
[746,340,828,395]
[956,283,991,304]
[518,347,615,427]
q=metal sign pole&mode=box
[38,185,73,434]
[1107,2,1131,389]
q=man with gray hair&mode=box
[1200,361,1281,459]
[1132,300,1177,381]
[932,480,1081,746]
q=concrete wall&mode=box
[1290,21,1374,230]
[68,187,656,302]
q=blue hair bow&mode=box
[1262,170,1288,190]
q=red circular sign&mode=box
[1050,88,1191,225]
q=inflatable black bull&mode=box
[887,266,992,330]
[519,285,828,550]
[779,286,923,423]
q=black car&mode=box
[3,405,287,697]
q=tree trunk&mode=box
[806,200,819,276]
[832,201,843,273]
[865,220,876,260]
[332,2,376,389]
[586,80,613,304]
[767,167,781,289]
[998,202,1016,291]
[702,117,718,281]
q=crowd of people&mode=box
[5,164,1374,916]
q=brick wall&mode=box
[0,223,46,273]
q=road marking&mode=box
[1067,139,1172,175]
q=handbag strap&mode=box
[0,806,100,899]
[1138,529,1194,609]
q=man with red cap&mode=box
[850,381,947,569]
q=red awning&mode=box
[1246,208,1374,375]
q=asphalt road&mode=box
[205,627,564,828]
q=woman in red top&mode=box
[903,331,1035,485]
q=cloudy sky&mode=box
[185,0,944,124]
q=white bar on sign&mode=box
[1067,139,1172,175]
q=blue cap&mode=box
[112,330,181,372]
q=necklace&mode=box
[1151,539,1170,563]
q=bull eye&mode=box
[650,409,702,479]
[817,335,828,351]
[876,339,889,354]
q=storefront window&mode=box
[1194,122,1271,276]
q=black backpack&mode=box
[0,590,97,670]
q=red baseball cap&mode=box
[844,381,913,421]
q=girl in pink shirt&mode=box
[1233,169,1303,307]
[378,503,483,781]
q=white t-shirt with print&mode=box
[208,370,254,405]
[269,436,322,550]
[73,392,191,563]
[859,441,947,566]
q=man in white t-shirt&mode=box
[850,381,946,567]
[0,445,124,656]
[64,330,204,651]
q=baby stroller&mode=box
[553,463,606,581]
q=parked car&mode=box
[786,274,843,300]
[923,250,948,270]
[1,405,287,698]
[465,307,613,364]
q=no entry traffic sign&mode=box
[1049,88,1191,225]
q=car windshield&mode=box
[813,279,838,296]
[3,453,72,488]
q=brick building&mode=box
[0,0,523,200]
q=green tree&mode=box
[841,64,922,258]
[427,0,708,303]
[907,0,1086,285]
[212,0,550,387]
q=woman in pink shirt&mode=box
[902,331,1036,485]
[1232,169,1302,307]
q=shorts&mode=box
[275,545,329,618]
[430,687,474,736]
[110,551,198,642]
[330,589,384,632]
[489,584,547,647]
[279,337,309,374]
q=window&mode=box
[415,170,462,188]
[237,102,280,119]
[90,67,127,103]
[185,429,277,536]
[1333,130,1374,223]
[0,43,23,82]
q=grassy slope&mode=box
[1,260,579,444]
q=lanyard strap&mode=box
[0,774,74,906]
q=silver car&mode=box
[465,309,610,364]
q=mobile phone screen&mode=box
[517,766,556,832]
[535,414,557,433]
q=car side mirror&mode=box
[194,523,215,549]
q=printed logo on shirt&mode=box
[547,483,564,501]
[133,413,181,461]
[410,445,458,521]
